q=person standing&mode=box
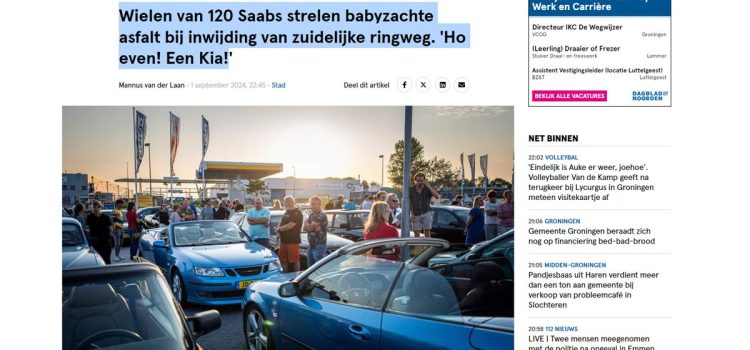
[375,191,387,202]
[189,200,198,221]
[272,199,282,210]
[227,200,235,217]
[364,202,400,261]
[169,204,183,224]
[361,195,373,210]
[126,202,142,261]
[157,204,170,227]
[74,203,88,237]
[246,197,271,249]
[334,195,344,209]
[465,196,485,244]
[451,195,463,206]
[86,201,113,264]
[181,200,196,221]
[304,196,329,266]
[111,199,125,262]
[483,190,500,241]
[276,196,303,272]
[214,200,230,220]
[408,172,440,238]
[498,190,514,235]
[386,193,402,228]
[343,199,356,210]
[325,199,335,210]
[200,198,214,220]
[234,200,245,211]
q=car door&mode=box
[153,228,171,272]
[380,263,474,349]
[277,254,402,350]
[140,229,158,262]
[432,208,465,243]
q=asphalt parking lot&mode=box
[184,304,245,350]
[111,248,246,350]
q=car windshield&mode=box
[348,212,368,229]
[62,270,193,350]
[63,223,85,246]
[452,208,470,222]
[173,221,247,246]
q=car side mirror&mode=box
[154,240,169,249]
[186,310,221,338]
[279,281,298,298]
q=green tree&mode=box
[245,178,268,197]
[342,176,357,181]
[387,138,429,190]
[424,157,459,190]
[387,138,456,191]
[361,180,370,191]
[475,176,512,187]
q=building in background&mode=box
[208,177,382,204]
[62,173,89,208]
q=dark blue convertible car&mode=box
[241,238,513,350]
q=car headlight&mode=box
[194,267,225,277]
[268,260,281,272]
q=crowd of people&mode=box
[69,173,513,270]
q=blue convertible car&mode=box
[139,220,282,306]
[241,238,513,350]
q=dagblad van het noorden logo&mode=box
[632,90,669,102]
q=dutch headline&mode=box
[119,2,471,69]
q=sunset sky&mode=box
[62,106,513,187]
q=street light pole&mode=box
[379,155,384,190]
[126,162,130,199]
[292,166,296,199]
[145,143,152,197]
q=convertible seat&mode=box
[459,261,513,316]
[62,283,137,350]
[391,268,458,315]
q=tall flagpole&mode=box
[133,107,139,209]
[202,115,206,200]
[169,111,174,205]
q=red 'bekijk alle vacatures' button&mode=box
[532,90,607,102]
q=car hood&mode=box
[261,271,302,284]
[176,242,275,267]
[62,246,105,269]
[299,233,353,248]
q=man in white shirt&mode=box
[361,195,373,210]
[483,190,500,240]
[386,193,402,227]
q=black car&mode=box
[137,206,162,228]
[323,209,370,241]
[429,205,472,244]
[230,210,354,269]
[63,263,221,350]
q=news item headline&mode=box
[119,2,471,69]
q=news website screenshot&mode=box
[5,0,750,349]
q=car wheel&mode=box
[171,270,186,306]
[244,305,274,350]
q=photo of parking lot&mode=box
[62,106,514,350]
